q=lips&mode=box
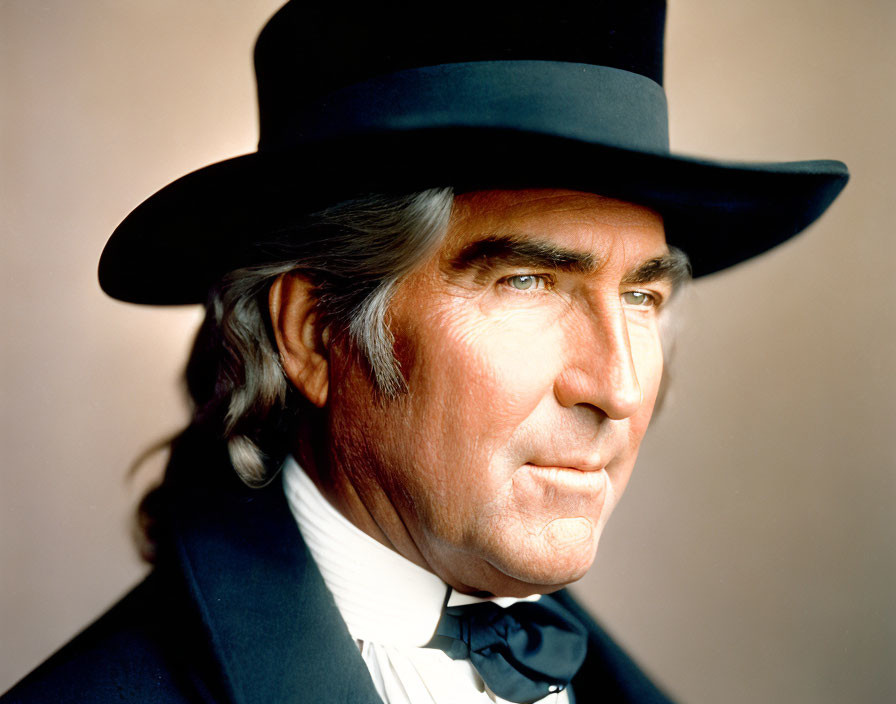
[525,455,606,473]
[522,463,609,493]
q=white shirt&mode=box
[282,456,571,704]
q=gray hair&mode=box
[197,188,455,484]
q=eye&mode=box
[501,274,551,292]
[621,290,656,307]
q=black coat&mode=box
[2,472,676,703]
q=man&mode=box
[2,2,847,703]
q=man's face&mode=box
[325,189,675,596]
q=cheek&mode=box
[399,304,566,436]
[385,306,569,535]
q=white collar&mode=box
[281,456,535,647]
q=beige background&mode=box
[2,1,893,702]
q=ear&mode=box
[269,272,330,408]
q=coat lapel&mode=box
[167,477,383,704]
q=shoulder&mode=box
[1,571,222,704]
[549,590,678,704]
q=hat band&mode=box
[258,61,670,155]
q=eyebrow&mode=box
[621,247,692,289]
[447,235,692,289]
[448,235,598,276]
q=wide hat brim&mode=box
[99,125,847,304]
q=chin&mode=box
[479,523,602,596]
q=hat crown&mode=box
[254,1,666,146]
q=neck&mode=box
[291,424,433,576]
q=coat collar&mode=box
[166,477,383,704]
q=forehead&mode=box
[445,189,667,262]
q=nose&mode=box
[553,303,644,420]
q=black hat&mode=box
[99,1,848,304]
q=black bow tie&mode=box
[426,597,588,703]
